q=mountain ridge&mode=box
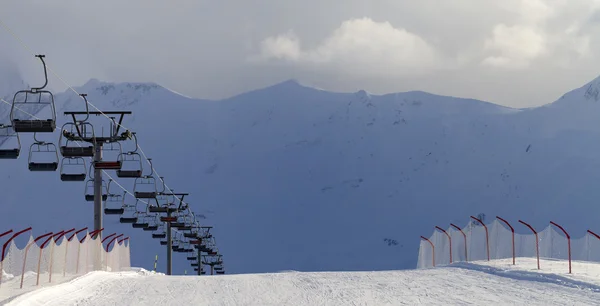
[2,70,600,274]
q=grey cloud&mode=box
[1,0,599,108]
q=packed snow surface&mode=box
[5,258,600,305]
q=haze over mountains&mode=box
[2,68,600,274]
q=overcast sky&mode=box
[2,0,600,108]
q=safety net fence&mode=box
[0,229,130,300]
[417,217,600,272]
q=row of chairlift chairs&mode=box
[0,56,144,177]
[0,55,224,274]
[101,177,225,274]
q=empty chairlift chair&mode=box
[140,213,159,231]
[120,216,138,224]
[116,152,143,178]
[119,200,141,224]
[151,223,167,238]
[60,157,87,181]
[132,213,150,229]
[153,232,167,239]
[116,133,142,178]
[104,193,125,215]
[134,176,158,199]
[148,193,176,213]
[10,55,56,133]
[84,178,108,201]
[143,222,159,232]
[0,124,20,159]
[184,232,199,239]
[28,136,59,171]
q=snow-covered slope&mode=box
[6,259,600,305]
[3,74,600,275]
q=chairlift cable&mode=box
[0,19,190,210]
[0,20,213,256]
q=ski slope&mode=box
[4,259,600,305]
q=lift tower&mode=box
[63,106,133,269]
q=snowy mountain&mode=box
[2,73,600,275]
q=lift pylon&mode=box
[64,98,133,270]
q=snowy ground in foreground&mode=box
[4,258,600,305]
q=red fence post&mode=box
[470,216,490,261]
[550,221,571,274]
[435,226,452,264]
[68,227,88,242]
[20,231,53,289]
[450,224,467,262]
[1,227,32,287]
[2,227,32,261]
[496,216,515,265]
[106,234,124,252]
[0,230,13,240]
[39,231,63,286]
[588,230,600,240]
[519,220,539,270]
[91,228,104,240]
[65,228,87,277]
[105,234,124,271]
[83,228,104,243]
[420,236,435,267]
[101,233,117,245]
[49,229,73,283]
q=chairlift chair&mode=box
[184,232,198,239]
[10,55,56,133]
[147,197,170,213]
[134,176,157,198]
[159,240,167,245]
[28,136,59,171]
[148,196,177,213]
[0,124,21,159]
[151,223,166,237]
[116,136,143,177]
[143,225,159,231]
[59,157,87,181]
[148,206,170,213]
[59,122,95,157]
[132,213,150,229]
[215,271,225,275]
[84,179,108,201]
[119,216,138,224]
[142,215,160,231]
[104,192,125,215]
[153,233,167,239]
[120,201,144,224]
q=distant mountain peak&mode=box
[583,76,600,102]
[271,78,306,89]
[549,74,600,107]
